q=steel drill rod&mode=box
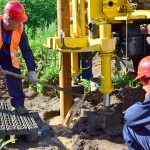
[0,69,82,98]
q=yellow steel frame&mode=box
[46,0,150,94]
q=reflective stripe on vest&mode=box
[0,15,23,68]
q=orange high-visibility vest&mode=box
[70,2,72,17]
[0,15,23,68]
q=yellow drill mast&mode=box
[47,0,150,118]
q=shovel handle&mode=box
[0,69,82,97]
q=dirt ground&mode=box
[0,57,146,150]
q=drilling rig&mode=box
[47,0,150,121]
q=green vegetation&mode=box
[0,0,57,38]
[0,138,16,149]
[79,79,91,93]
[79,72,140,94]
[18,21,59,94]
[112,72,141,89]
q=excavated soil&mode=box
[0,57,146,150]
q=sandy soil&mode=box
[0,57,146,150]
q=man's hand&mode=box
[28,71,37,85]
[147,25,150,34]
[146,37,150,45]
[140,24,148,34]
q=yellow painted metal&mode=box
[99,54,114,93]
[70,24,73,36]
[57,44,101,52]
[47,37,53,49]
[46,36,102,52]
[72,0,80,37]
[113,15,147,21]
[71,0,86,82]
[99,0,150,23]
[99,24,111,39]
[71,53,80,76]
[99,24,114,94]
[87,0,103,23]
[100,38,116,52]
[80,0,86,37]
[117,0,127,6]
[55,37,89,48]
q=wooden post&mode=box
[57,0,72,122]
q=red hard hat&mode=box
[135,56,150,80]
[4,1,28,22]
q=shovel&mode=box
[0,69,86,126]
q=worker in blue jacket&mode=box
[123,56,150,150]
[0,1,37,115]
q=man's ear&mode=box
[4,17,10,24]
[7,17,11,23]
[147,24,150,34]
[147,79,150,85]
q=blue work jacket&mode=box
[124,94,150,130]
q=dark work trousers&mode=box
[79,52,93,80]
[123,124,150,150]
[0,57,25,108]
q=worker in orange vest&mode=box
[0,1,37,114]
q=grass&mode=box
[79,79,91,93]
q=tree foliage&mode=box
[0,0,57,37]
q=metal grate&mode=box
[0,101,38,138]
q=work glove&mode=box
[28,71,37,85]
